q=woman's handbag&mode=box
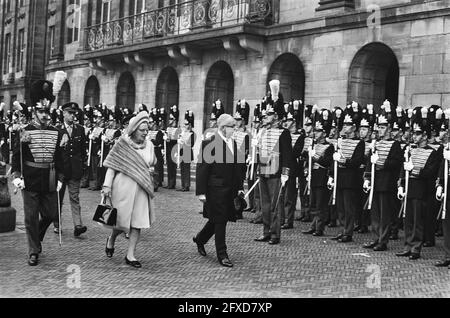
[93,196,117,226]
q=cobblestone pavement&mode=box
[1,179,450,298]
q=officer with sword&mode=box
[253,79,293,245]
[11,80,64,266]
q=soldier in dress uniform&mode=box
[164,105,181,190]
[280,110,305,229]
[148,111,164,192]
[362,102,403,251]
[253,79,293,245]
[249,107,263,222]
[388,105,408,241]
[302,109,334,236]
[435,112,448,238]
[80,105,93,188]
[396,106,439,260]
[155,108,167,188]
[325,107,344,228]
[298,104,315,222]
[87,107,105,191]
[53,102,88,237]
[11,80,64,266]
[178,111,196,192]
[423,105,444,247]
[232,106,250,219]
[434,109,450,268]
[354,104,375,234]
[101,113,122,166]
[329,102,365,243]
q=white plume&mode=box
[13,101,22,111]
[269,80,280,102]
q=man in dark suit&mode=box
[194,114,244,268]
[53,102,88,237]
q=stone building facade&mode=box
[4,0,450,136]
[0,0,48,107]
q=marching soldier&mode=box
[178,111,196,192]
[329,102,365,243]
[12,80,64,266]
[53,102,88,237]
[396,106,439,260]
[281,110,304,229]
[362,102,403,251]
[164,106,181,190]
[253,79,293,245]
[302,109,334,236]
[423,105,443,247]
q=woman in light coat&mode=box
[101,111,156,268]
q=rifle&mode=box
[400,144,411,218]
[367,140,376,210]
[100,135,104,168]
[331,138,340,206]
[307,139,314,198]
[8,128,12,164]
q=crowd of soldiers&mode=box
[235,79,450,267]
[4,75,450,269]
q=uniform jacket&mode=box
[399,145,439,200]
[12,122,64,192]
[196,133,244,223]
[311,141,334,188]
[57,122,87,180]
[364,139,403,192]
[332,138,364,189]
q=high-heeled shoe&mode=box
[105,237,114,258]
[125,257,142,268]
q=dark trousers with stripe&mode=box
[166,152,177,188]
[424,195,439,244]
[442,216,450,260]
[310,186,330,232]
[403,198,425,254]
[281,176,297,226]
[336,188,358,237]
[23,190,58,256]
[180,162,191,189]
[260,176,284,240]
[370,192,395,245]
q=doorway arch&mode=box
[84,76,100,106]
[267,53,305,103]
[348,42,399,111]
[155,66,179,112]
[116,72,136,111]
[204,61,234,130]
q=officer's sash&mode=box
[375,140,395,168]
[410,147,434,178]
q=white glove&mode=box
[251,138,258,148]
[309,148,316,158]
[363,179,371,191]
[444,150,450,161]
[397,187,405,200]
[101,135,108,142]
[333,152,341,162]
[8,127,12,132]
[89,134,94,140]
[246,156,252,165]
[436,186,444,201]
[177,139,183,145]
[163,135,168,141]
[161,150,165,156]
[12,178,25,190]
[57,181,63,192]
[371,153,379,165]
[281,174,289,187]
[327,177,334,189]
[198,194,206,203]
[403,161,414,172]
